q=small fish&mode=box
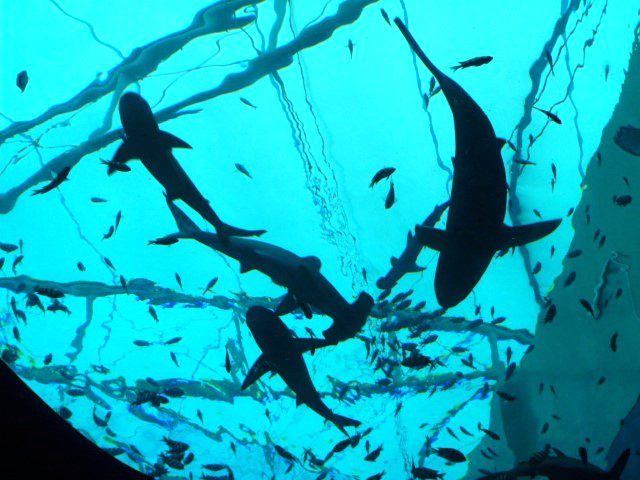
[347,39,354,58]
[170,351,179,367]
[496,391,516,402]
[164,337,182,345]
[385,182,395,209]
[0,242,18,253]
[533,106,562,124]
[551,163,557,180]
[148,306,159,322]
[604,64,610,81]
[544,303,557,324]
[610,332,618,352]
[101,159,131,175]
[103,257,115,270]
[532,262,542,274]
[370,167,395,187]
[380,8,390,25]
[175,273,182,289]
[235,163,252,179]
[203,277,218,294]
[452,56,493,71]
[44,353,53,365]
[16,70,29,92]
[32,166,71,195]
[239,97,257,109]
[478,424,501,441]
[197,409,204,424]
[563,271,576,287]
[119,275,128,292]
[12,255,24,274]
[567,207,574,216]
[77,261,86,272]
[133,340,152,347]
[90,197,108,203]
[567,249,583,258]
[115,211,122,231]
[613,194,632,206]
[365,445,383,462]
[579,298,595,317]
[434,447,466,463]
[225,348,231,373]
[275,445,297,462]
[103,225,115,240]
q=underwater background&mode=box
[2,0,640,478]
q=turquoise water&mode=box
[1,1,638,479]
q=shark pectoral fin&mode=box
[158,130,192,149]
[275,292,297,316]
[498,219,561,249]
[293,338,331,354]
[165,198,200,234]
[390,256,399,267]
[407,263,425,273]
[240,261,255,274]
[241,354,272,390]
[113,140,139,164]
[296,397,303,406]
[414,226,449,252]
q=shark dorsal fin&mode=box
[302,256,322,270]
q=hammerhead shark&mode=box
[395,19,561,308]
[241,306,361,434]
[152,199,373,344]
[110,92,265,241]
[477,446,631,480]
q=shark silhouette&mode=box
[241,306,361,434]
[477,446,631,480]
[395,19,561,308]
[111,92,265,241]
[154,199,373,344]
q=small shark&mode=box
[395,19,561,308]
[477,446,630,480]
[111,92,266,241]
[376,201,449,291]
[241,306,361,433]
[154,200,373,343]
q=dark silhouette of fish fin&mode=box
[275,292,297,316]
[292,338,332,354]
[216,222,267,242]
[241,354,272,390]
[498,219,561,249]
[330,413,361,431]
[415,226,449,252]
[112,140,139,165]
[165,198,200,234]
[609,449,631,479]
[158,130,192,149]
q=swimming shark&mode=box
[376,201,449,291]
[0,360,151,479]
[395,19,561,308]
[153,199,374,344]
[476,446,631,480]
[110,92,266,241]
[241,306,361,434]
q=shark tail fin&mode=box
[166,198,200,234]
[497,219,561,249]
[329,413,361,434]
[415,226,448,252]
[609,449,631,479]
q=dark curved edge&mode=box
[0,359,151,479]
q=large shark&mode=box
[0,360,151,479]
[110,92,266,241]
[395,19,561,308]
[476,447,630,480]
[241,306,361,434]
[153,199,374,344]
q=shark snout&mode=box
[118,92,158,137]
